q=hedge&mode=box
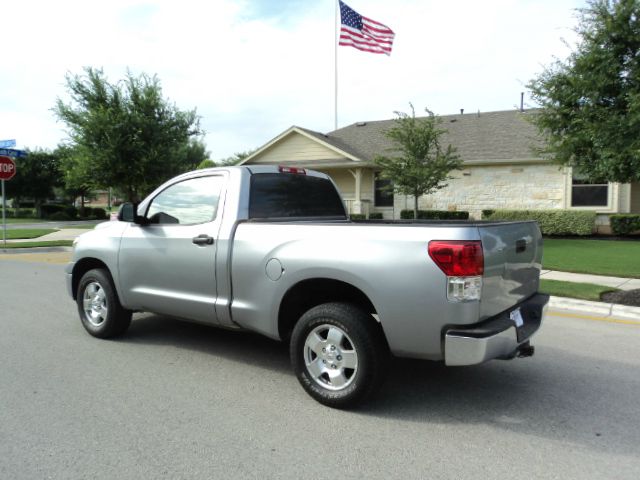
[369,212,383,220]
[40,204,70,219]
[48,211,73,221]
[609,214,640,236]
[400,209,469,220]
[350,214,366,220]
[482,209,595,236]
[80,206,108,220]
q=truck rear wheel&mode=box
[77,268,132,338]
[290,302,388,408]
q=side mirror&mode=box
[117,203,135,222]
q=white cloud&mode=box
[0,0,585,159]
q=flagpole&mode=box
[334,0,338,131]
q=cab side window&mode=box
[146,176,224,225]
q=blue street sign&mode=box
[0,139,16,148]
[0,148,27,158]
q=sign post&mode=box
[0,155,17,248]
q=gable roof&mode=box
[327,109,544,164]
[240,126,363,166]
[242,109,545,167]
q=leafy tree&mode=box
[54,67,204,201]
[176,139,209,172]
[528,0,640,183]
[197,159,216,169]
[373,105,462,218]
[4,149,62,215]
[57,145,96,210]
[218,149,256,166]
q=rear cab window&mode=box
[249,172,347,219]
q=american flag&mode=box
[339,1,395,56]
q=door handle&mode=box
[192,234,214,246]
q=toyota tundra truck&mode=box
[65,165,548,408]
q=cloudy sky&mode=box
[2,0,586,161]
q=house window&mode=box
[374,173,394,207]
[571,170,608,207]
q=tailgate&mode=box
[478,221,543,320]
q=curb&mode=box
[549,295,640,321]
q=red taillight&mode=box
[278,166,306,175]
[428,240,484,276]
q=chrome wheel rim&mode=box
[304,324,358,391]
[82,281,108,327]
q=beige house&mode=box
[241,110,640,229]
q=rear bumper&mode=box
[444,293,549,366]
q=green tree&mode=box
[197,159,216,169]
[57,145,95,210]
[54,67,204,201]
[528,0,640,183]
[218,149,256,166]
[4,149,62,216]
[175,138,209,172]
[373,105,462,218]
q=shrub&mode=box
[64,206,78,219]
[400,209,469,220]
[78,207,107,219]
[40,204,66,218]
[17,208,36,218]
[610,214,640,235]
[369,213,383,220]
[350,214,366,221]
[48,211,72,221]
[482,209,595,236]
[91,207,108,220]
[481,209,495,218]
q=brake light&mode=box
[278,166,306,175]
[428,240,484,276]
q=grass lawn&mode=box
[543,238,640,278]
[3,228,57,239]
[60,224,96,229]
[539,279,618,302]
[0,240,73,249]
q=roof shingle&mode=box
[322,109,544,163]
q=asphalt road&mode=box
[1,258,639,480]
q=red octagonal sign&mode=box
[0,155,16,180]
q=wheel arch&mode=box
[278,278,378,342]
[71,258,112,300]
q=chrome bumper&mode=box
[444,293,549,366]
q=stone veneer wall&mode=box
[393,163,566,219]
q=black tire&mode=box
[290,302,388,409]
[76,268,132,338]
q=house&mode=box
[241,109,640,230]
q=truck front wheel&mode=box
[290,302,388,408]
[76,268,132,338]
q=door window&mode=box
[146,176,224,225]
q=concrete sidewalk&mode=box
[541,270,640,291]
[5,228,90,243]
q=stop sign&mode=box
[0,156,16,180]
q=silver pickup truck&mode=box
[66,165,548,408]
